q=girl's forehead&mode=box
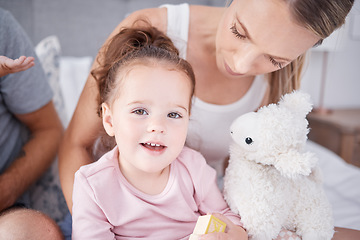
[118,65,191,92]
[114,66,192,107]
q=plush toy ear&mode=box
[274,150,318,179]
[279,90,313,119]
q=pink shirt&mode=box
[72,146,242,239]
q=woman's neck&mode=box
[187,6,256,105]
[188,5,224,57]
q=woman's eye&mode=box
[168,112,182,119]
[230,24,246,40]
[269,57,283,69]
[133,109,148,115]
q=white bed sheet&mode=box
[59,57,360,231]
[307,141,360,230]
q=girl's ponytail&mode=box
[92,20,194,117]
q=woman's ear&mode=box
[102,102,115,136]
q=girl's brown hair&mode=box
[92,21,196,117]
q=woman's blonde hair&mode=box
[227,0,354,103]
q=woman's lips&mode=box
[224,62,243,76]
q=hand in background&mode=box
[0,55,35,77]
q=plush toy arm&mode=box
[275,150,318,179]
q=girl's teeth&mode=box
[147,143,160,147]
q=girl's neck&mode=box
[118,158,171,195]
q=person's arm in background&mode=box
[0,8,63,211]
[0,55,34,78]
[0,101,63,211]
[58,7,166,212]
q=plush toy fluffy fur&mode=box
[223,91,334,240]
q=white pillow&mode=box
[59,56,92,127]
[35,35,68,126]
[30,36,69,223]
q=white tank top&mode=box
[163,3,268,177]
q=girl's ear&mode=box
[102,102,115,136]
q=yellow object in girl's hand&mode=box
[189,214,227,239]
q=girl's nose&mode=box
[147,117,166,134]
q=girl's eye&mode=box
[168,112,182,119]
[230,24,246,40]
[269,57,283,69]
[133,109,148,115]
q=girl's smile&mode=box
[141,142,167,153]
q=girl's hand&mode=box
[199,213,248,240]
[0,56,35,77]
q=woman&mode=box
[59,0,357,238]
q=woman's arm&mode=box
[0,101,63,211]
[58,7,167,212]
[58,67,103,210]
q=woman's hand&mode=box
[199,213,248,240]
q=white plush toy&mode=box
[223,91,334,240]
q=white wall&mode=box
[301,1,360,109]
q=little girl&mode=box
[71,23,247,240]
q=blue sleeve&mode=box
[0,8,52,114]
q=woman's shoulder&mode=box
[123,4,224,32]
[189,5,224,24]
[190,4,223,12]
[122,7,167,33]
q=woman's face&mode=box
[216,0,320,78]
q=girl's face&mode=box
[102,65,192,178]
[216,0,320,77]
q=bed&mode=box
[1,0,360,232]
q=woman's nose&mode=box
[232,45,258,74]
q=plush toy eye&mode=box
[245,137,253,145]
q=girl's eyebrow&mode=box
[236,14,292,63]
[169,103,189,113]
